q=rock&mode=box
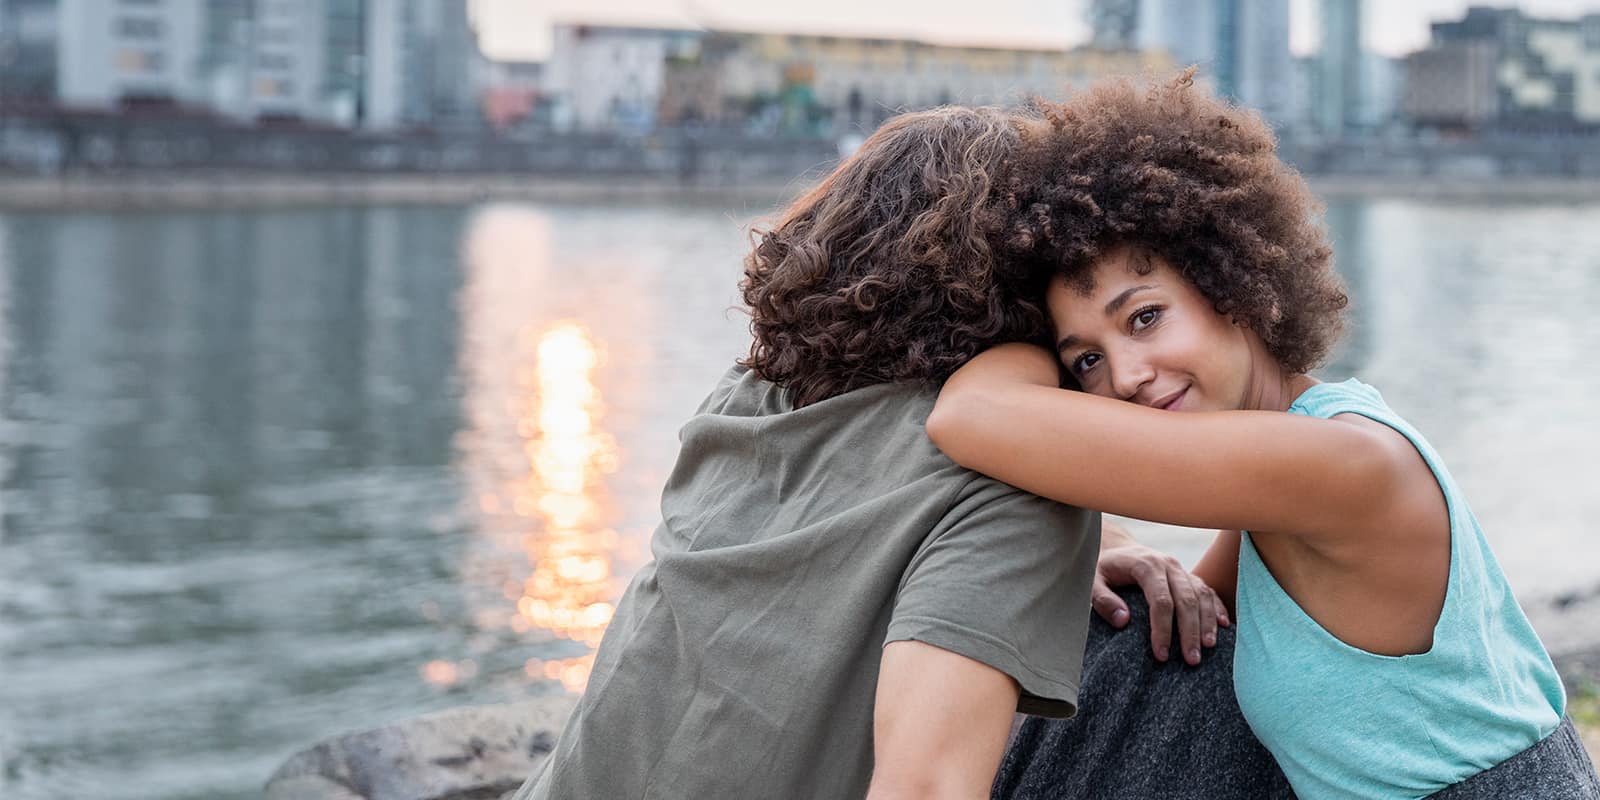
[1527,587,1600,688]
[265,693,578,800]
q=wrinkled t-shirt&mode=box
[513,366,1099,800]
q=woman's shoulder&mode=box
[1287,377,1390,421]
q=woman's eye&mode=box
[1132,307,1161,331]
[1071,353,1101,374]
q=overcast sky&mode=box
[470,0,1600,61]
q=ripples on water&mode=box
[1,199,1599,798]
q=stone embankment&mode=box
[264,693,577,800]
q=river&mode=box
[2,197,1598,798]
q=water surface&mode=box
[2,198,1598,798]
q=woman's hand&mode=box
[1096,521,1230,666]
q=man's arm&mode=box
[1093,519,1230,664]
[866,640,1019,800]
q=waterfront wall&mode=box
[7,113,1600,185]
[0,114,841,182]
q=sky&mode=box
[470,0,1600,61]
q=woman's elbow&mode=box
[925,390,982,465]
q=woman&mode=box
[929,73,1599,798]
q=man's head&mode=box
[739,106,1048,407]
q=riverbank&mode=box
[6,171,1600,212]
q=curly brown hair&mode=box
[993,70,1349,374]
[739,105,1049,407]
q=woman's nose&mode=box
[1108,356,1155,401]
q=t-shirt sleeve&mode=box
[884,474,1100,718]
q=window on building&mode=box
[255,77,293,97]
[117,16,163,39]
[257,52,292,70]
[116,49,163,73]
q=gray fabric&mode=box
[996,588,1599,800]
[1425,717,1599,800]
[993,588,1296,800]
[515,366,1100,800]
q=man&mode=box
[513,106,1099,799]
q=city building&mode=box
[364,0,482,130]
[197,0,349,123]
[56,0,209,110]
[1140,0,1218,82]
[543,24,704,133]
[653,29,1166,135]
[480,59,544,132]
[1233,0,1292,123]
[1405,6,1600,132]
[1359,52,1404,129]
[16,0,481,130]
[1136,0,1292,124]
[0,0,59,103]
[1315,0,1364,137]
[1089,0,1141,51]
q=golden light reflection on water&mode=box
[449,204,668,695]
[449,318,622,694]
[511,324,620,657]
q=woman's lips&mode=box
[1154,388,1187,411]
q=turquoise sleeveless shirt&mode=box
[1233,379,1565,799]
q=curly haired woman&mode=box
[512,106,1103,800]
[928,73,1600,799]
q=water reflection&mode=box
[0,207,472,800]
[512,323,620,690]
[455,207,639,694]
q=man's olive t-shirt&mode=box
[514,366,1099,799]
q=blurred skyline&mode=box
[471,0,1600,60]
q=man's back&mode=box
[515,367,1098,799]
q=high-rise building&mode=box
[364,0,481,130]
[322,0,366,125]
[1137,0,1291,124]
[1,0,58,102]
[30,1,479,130]
[56,0,208,109]
[1089,0,1141,51]
[1141,0,1219,80]
[1315,0,1363,137]
[1234,0,1292,123]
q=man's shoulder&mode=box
[700,366,937,425]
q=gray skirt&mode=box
[1426,717,1597,799]
[994,588,1598,799]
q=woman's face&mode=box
[1047,246,1271,413]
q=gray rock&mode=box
[265,693,578,800]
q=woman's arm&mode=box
[926,344,1421,543]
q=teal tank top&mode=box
[1233,379,1565,799]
